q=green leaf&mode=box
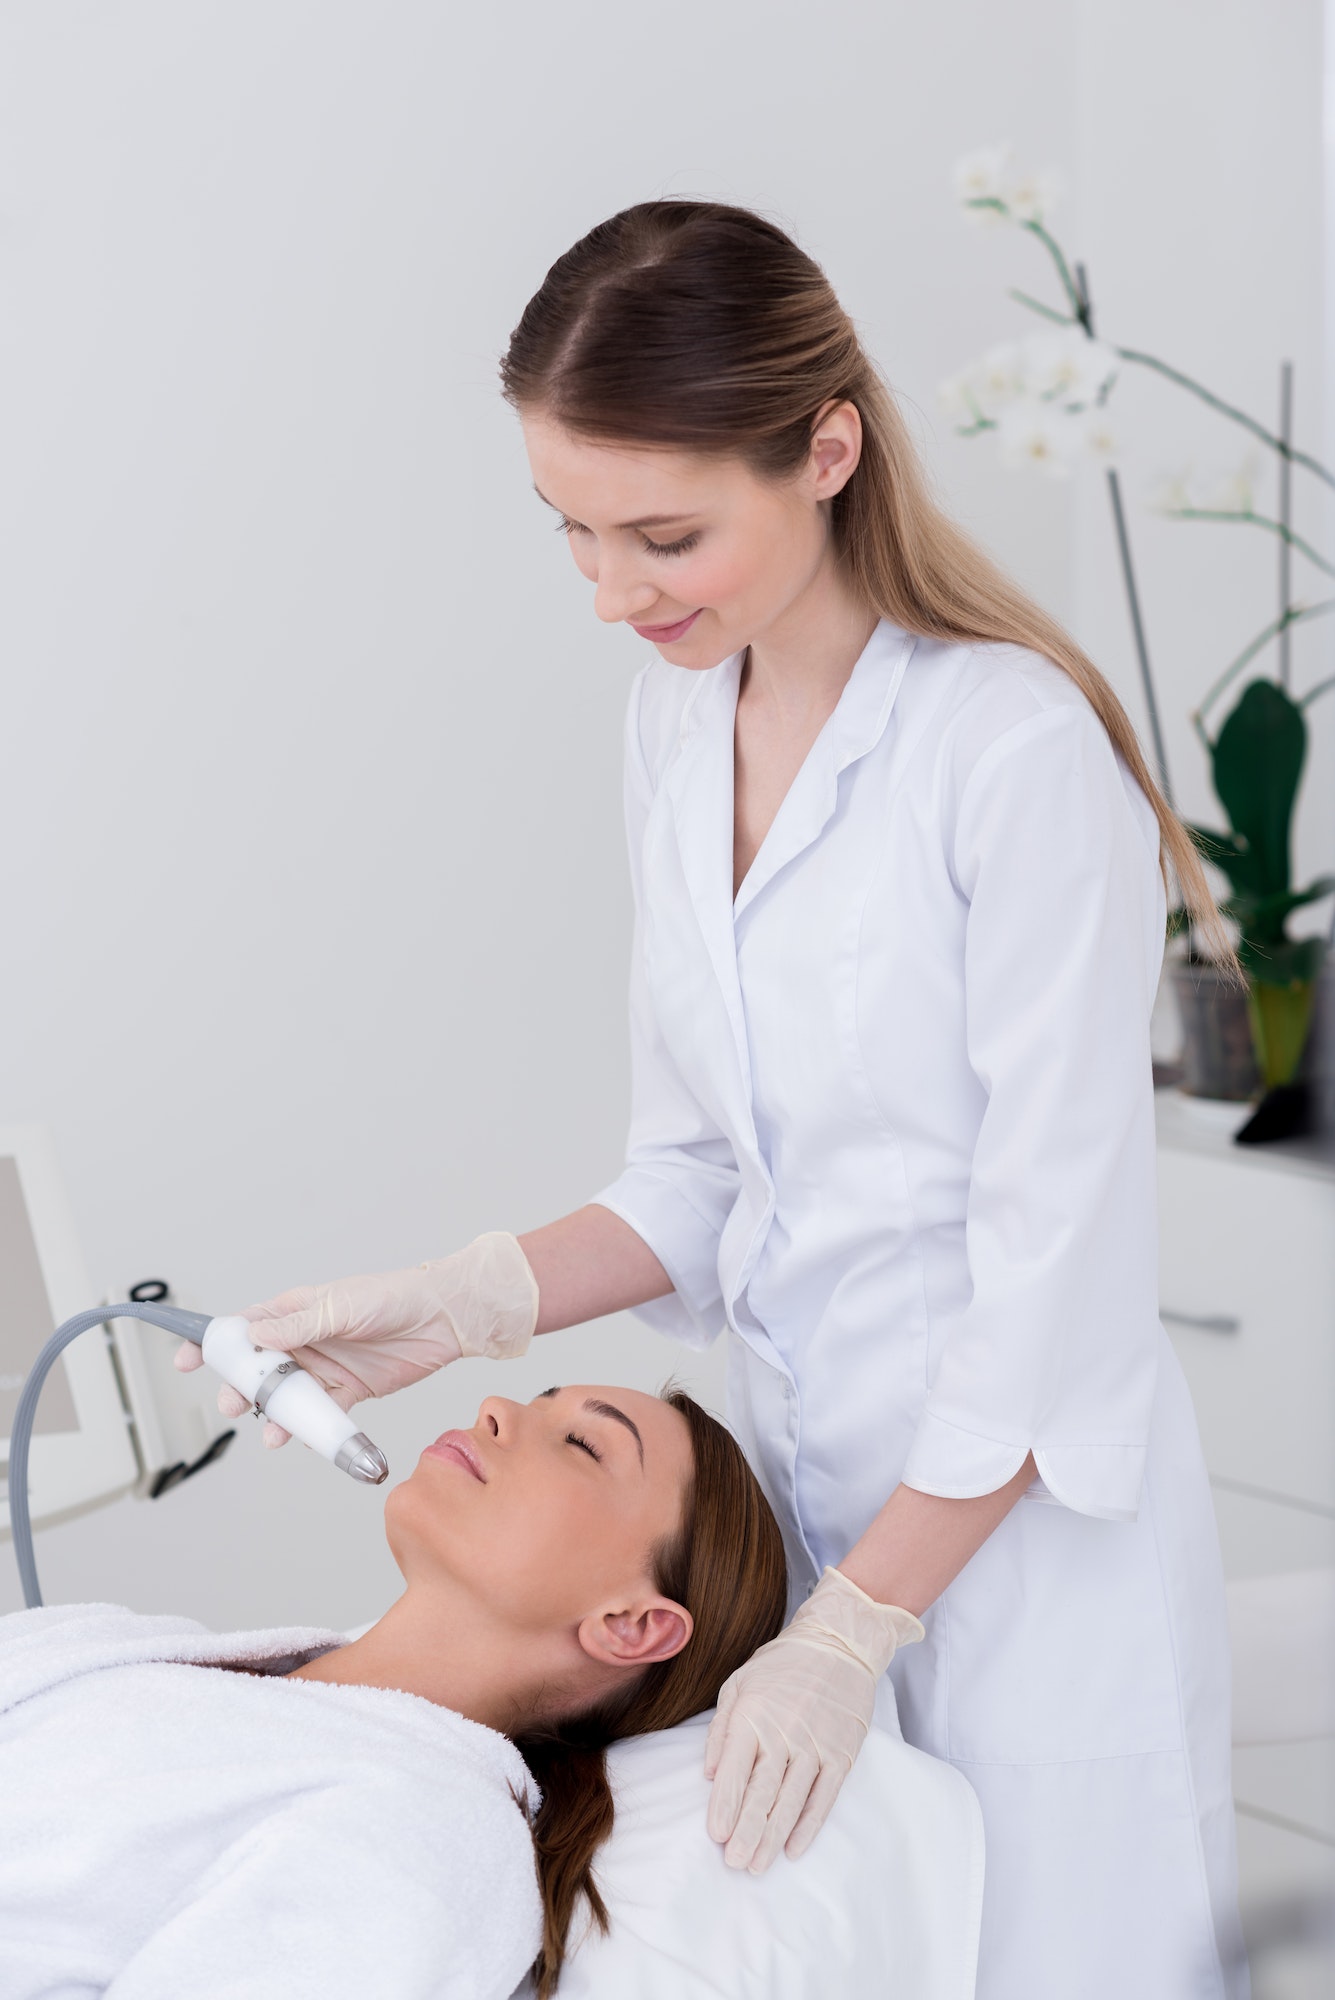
[1238,933,1327,987]
[1210,679,1307,898]
[1235,878,1335,932]
[1186,822,1265,898]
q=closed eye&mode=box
[556,516,699,559]
[641,531,700,557]
[565,1430,602,1463]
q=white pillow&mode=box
[543,1697,983,1999]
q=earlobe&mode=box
[577,1599,694,1671]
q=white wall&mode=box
[0,0,1322,1629]
[1069,0,1331,885]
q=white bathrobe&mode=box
[0,1603,542,1999]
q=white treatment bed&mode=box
[523,1685,984,1999]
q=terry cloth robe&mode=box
[0,1603,542,2000]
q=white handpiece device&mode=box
[199,1316,388,1484]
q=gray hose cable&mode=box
[8,1304,212,1610]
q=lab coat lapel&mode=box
[662,652,755,1124]
[732,620,915,920]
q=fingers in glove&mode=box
[705,1713,761,1845]
[744,1751,821,1875]
[217,1384,252,1421]
[173,1341,204,1374]
[262,1421,291,1448]
[237,1301,330,1352]
[702,1679,741,1780]
[720,1741,791,1871]
[783,1754,852,1862]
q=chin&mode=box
[667,632,738,672]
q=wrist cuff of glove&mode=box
[421,1232,539,1361]
[796,1566,926,1679]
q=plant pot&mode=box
[1246,977,1318,1091]
[1171,960,1259,1101]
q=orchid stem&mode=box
[1116,348,1335,490]
[1195,598,1335,730]
[1002,202,1335,488]
[1160,508,1335,581]
[1075,261,1173,804]
[1008,289,1075,327]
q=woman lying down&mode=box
[0,1385,787,1999]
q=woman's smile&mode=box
[629,608,702,642]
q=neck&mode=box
[287,1586,584,1736]
[743,546,878,724]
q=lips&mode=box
[629,608,702,643]
[424,1431,486,1481]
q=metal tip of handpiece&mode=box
[336,1434,389,1484]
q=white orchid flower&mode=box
[972,341,1025,410]
[1198,453,1261,515]
[1008,170,1062,225]
[953,146,1012,220]
[1019,328,1117,406]
[996,400,1080,477]
[1082,411,1119,463]
[1145,470,1195,515]
[937,373,975,423]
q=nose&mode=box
[474,1397,511,1444]
[591,550,660,626]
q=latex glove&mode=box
[173,1231,538,1446]
[703,1565,924,1873]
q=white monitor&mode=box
[0,1126,137,1534]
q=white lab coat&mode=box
[592,621,1247,2000]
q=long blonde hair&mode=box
[500,198,1228,959]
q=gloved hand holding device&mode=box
[174,1230,539,1445]
[703,1564,924,1874]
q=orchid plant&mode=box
[943,146,1335,1092]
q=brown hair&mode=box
[515,1388,786,1996]
[501,198,1229,960]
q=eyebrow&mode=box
[532,485,697,535]
[537,1386,646,1468]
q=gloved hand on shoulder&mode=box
[703,1564,924,1873]
[174,1231,539,1445]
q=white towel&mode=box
[0,1603,543,1999]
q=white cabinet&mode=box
[1157,1091,1335,1552]
[1156,1091,1335,1995]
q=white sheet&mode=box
[541,1689,984,1999]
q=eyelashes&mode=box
[556,517,701,559]
[565,1430,602,1463]
[644,531,701,557]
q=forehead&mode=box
[521,411,749,515]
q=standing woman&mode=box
[207,203,1246,1997]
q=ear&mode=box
[576,1596,694,1672]
[808,397,863,501]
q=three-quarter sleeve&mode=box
[591,669,740,1348]
[901,701,1166,1522]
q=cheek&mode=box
[478,1483,625,1625]
[392,1462,642,1630]
[689,516,809,615]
